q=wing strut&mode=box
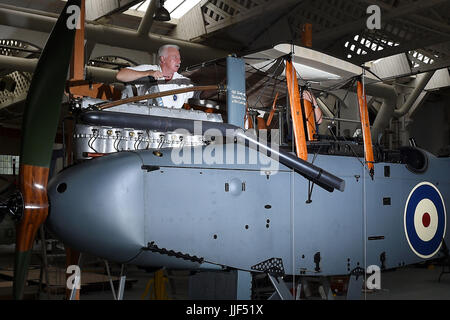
[356,77,375,179]
[266,92,278,127]
[300,87,318,142]
[285,58,308,161]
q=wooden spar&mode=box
[65,0,121,102]
[67,81,122,100]
[266,92,278,127]
[285,59,308,161]
[301,23,313,48]
[301,90,317,141]
[66,0,86,166]
[98,85,223,110]
[356,79,375,179]
[299,23,317,141]
[69,0,85,84]
[83,152,108,158]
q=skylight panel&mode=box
[128,0,202,19]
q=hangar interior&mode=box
[0,0,449,300]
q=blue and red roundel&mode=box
[404,182,446,258]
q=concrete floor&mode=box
[364,265,450,300]
[78,264,450,300]
[1,243,450,300]
[79,266,191,300]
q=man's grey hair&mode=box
[157,44,180,59]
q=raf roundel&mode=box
[404,182,446,259]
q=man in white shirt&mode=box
[116,44,194,109]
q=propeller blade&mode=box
[13,0,80,299]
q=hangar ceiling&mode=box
[0,0,449,129]
[1,0,449,68]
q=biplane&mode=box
[0,0,448,300]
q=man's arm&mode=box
[116,68,164,82]
[314,106,323,124]
[303,90,323,124]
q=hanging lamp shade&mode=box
[154,0,171,21]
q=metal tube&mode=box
[0,55,38,73]
[316,97,335,119]
[137,0,157,36]
[364,83,397,144]
[323,116,362,124]
[104,260,117,300]
[0,7,226,66]
[117,264,126,300]
[393,71,435,117]
[0,55,120,84]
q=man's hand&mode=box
[152,70,173,81]
[148,70,164,79]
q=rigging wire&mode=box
[327,124,367,169]
[341,76,358,103]
[245,56,282,74]
[288,43,296,297]
[246,51,376,180]
[325,72,375,178]
[245,57,286,110]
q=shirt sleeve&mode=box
[302,90,319,108]
[126,64,159,72]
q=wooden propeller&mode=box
[12,0,80,299]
